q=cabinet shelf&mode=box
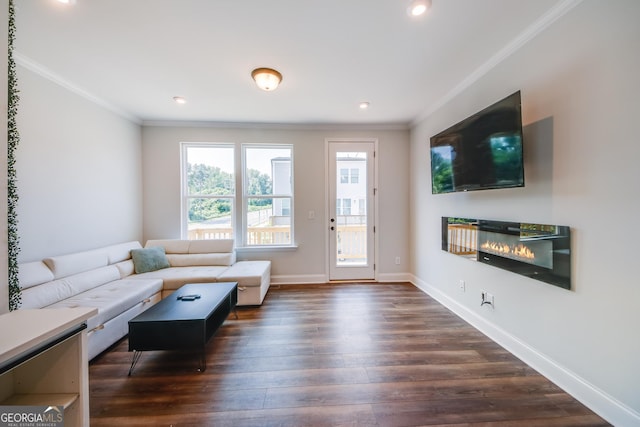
[2,393,78,409]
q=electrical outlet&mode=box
[395,256,401,265]
[481,291,494,308]
[459,280,465,292]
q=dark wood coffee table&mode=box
[127,282,237,375]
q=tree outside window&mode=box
[183,145,235,240]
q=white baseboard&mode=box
[271,274,327,285]
[377,272,412,282]
[410,274,640,427]
[271,272,411,285]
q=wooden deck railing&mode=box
[188,228,234,240]
[188,224,367,259]
[188,226,290,245]
[447,223,477,255]
[190,223,476,258]
[336,225,367,260]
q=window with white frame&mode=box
[357,198,366,215]
[337,198,351,216]
[340,168,349,184]
[244,145,293,246]
[340,168,360,184]
[350,168,359,184]
[181,143,294,247]
[182,144,235,240]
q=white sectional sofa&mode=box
[18,239,270,360]
[141,239,271,306]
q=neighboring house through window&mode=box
[244,146,293,246]
[335,155,366,222]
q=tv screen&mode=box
[430,91,524,194]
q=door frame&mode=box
[325,138,379,282]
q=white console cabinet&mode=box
[0,308,97,427]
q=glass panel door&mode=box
[328,141,375,280]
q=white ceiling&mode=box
[14,0,571,126]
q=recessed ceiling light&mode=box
[173,96,187,104]
[359,102,370,110]
[407,0,432,17]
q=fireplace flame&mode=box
[480,241,536,260]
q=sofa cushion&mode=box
[18,261,55,290]
[146,239,236,265]
[47,278,163,331]
[103,241,142,264]
[44,250,109,279]
[21,265,121,309]
[218,261,271,287]
[188,239,234,254]
[131,247,170,274]
[132,266,228,290]
[114,259,135,278]
[145,239,190,254]
[166,253,235,267]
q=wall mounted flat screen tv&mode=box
[430,91,524,194]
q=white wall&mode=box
[15,66,143,262]
[410,1,640,424]
[142,125,410,282]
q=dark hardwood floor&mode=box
[89,283,610,426]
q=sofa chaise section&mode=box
[141,239,271,305]
[218,260,271,306]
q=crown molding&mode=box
[141,120,410,131]
[14,51,141,124]
[411,0,585,127]
[16,0,584,131]
[14,53,408,131]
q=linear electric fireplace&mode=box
[442,217,571,289]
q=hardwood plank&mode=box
[370,397,602,426]
[89,282,610,426]
[262,376,565,408]
[365,361,540,383]
[90,404,378,427]
[422,416,612,427]
[342,349,489,367]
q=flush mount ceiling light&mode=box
[251,68,283,91]
[407,0,432,17]
[359,102,370,110]
[57,0,77,4]
[173,96,187,104]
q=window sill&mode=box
[236,244,298,253]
